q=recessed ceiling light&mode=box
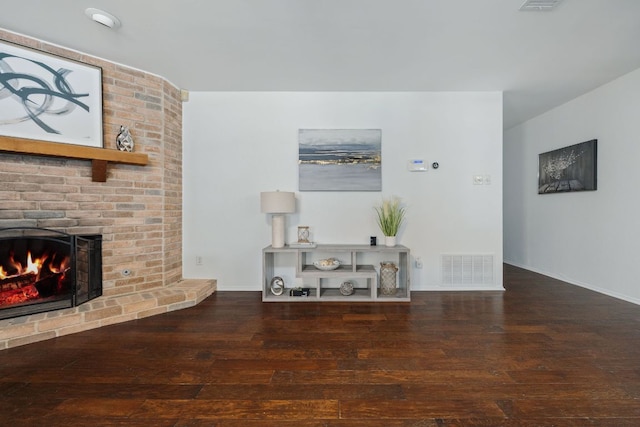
[519,0,563,11]
[85,8,121,29]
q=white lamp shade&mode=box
[260,191,295,214]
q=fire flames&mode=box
[0,251,71,307]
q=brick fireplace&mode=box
[0,30,216,349]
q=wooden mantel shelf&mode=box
[0,136,149,182]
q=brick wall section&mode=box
[0,30,215,349]
[162,80,184,286]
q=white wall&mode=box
[504,67,640,304]
[183,92,503,291]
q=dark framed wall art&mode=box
[538,139,597,194]
[0,40,103,148]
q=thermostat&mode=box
[407,159,427,172]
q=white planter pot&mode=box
[385,235,397,247]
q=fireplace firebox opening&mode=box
[0,228,102,320]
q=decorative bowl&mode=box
[313,258,340,271]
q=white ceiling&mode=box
[1,0,639,129]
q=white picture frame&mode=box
[0,40,103,148]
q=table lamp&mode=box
[260,191,296,248]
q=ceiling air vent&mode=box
[519,0,563,11]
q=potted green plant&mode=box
[374,196,406,247]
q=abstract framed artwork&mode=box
[0,40,103,148]
[538,139,597,194]
[299,129,382,191]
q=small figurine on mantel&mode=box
[116,125,134,152]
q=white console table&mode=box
[262,244,410,302]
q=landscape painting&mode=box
[538,139,597,194]
[299,129,381,191]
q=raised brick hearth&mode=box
[0,30,216,349]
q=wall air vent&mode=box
[441,254,494,286]
[519,0,563,11]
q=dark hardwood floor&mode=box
[1,264,639,426]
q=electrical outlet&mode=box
[473,175,484,185]
[484,174,492,185]
[415,257,423,269]
[195,256,203,266]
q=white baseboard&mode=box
[417,286,505,292]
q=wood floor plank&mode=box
[130,399,339,420]
[53,398,145,417]
[502,398,640,418]
[173,420,438,427]
[401,382,634,400]
[270,368,514,385]
[4,383,202,400]
[339,399,505,419]
[0,264,639,425]
[196,383,405,400]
